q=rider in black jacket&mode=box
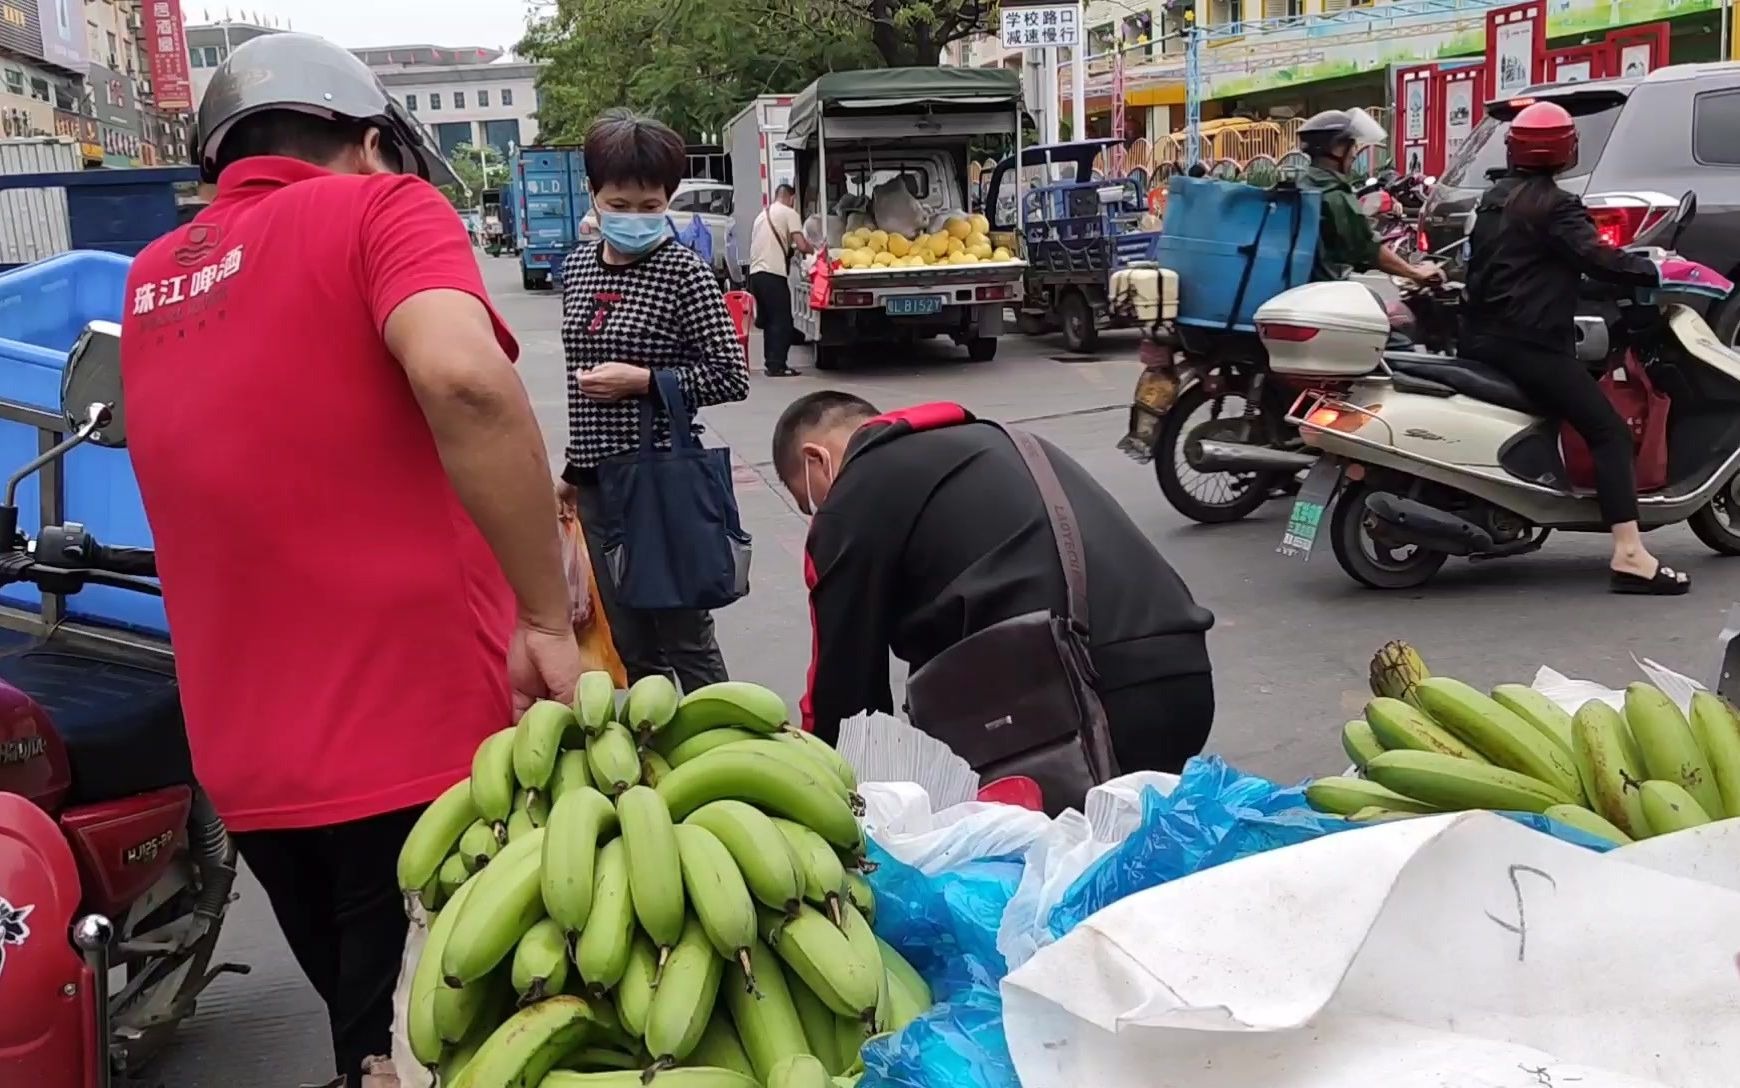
[1460,101,1684,595]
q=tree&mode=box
[819,0,997,67]
[440,142,507,208]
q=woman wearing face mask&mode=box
[558,109,751,690]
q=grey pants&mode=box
[575,478,729,692]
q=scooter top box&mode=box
[0,249,165,636]
[1156,176,1321,332]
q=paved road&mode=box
[151,253,1740,1086]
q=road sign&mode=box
[999,1,1083,50]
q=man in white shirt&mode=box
[748,183,812,377]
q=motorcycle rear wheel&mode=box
[1689,492,1740,556]
[1330,482,1448,589]
[1155,383,1275,524]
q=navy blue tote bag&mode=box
[597,368,752,611]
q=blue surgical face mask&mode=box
[598,210,669,256]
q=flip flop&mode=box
[1610,564,1691,596]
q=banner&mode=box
[144,0,192,112]
[0,1,44,65]
[37,0,85,71]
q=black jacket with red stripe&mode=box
[800,403,1214,742]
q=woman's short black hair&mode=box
[585,109,686,197]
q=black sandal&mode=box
[1610,564,1691,596]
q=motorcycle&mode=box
[1359,172,1435,260]
[1268,190,1740,589]
[0,322,241,1088]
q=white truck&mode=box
[782,68,1028,368]
[725,94,797,280]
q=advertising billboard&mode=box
[144,0,192,111]
[38,0,85,71]
[0,1,45,65]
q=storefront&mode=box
[52,109,106,165]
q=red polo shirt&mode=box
[120,157,518,832]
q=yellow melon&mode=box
[992,246,1014,261]
[886,233,912,258]
[945,217,972,240]
[970,213,991,235]
[872,251,896,266]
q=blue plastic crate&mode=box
[1156,177,1322,331]
[0,249,164,635]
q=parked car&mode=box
[1420,62,1740,342]
[578,178,740,285]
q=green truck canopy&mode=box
[784,67,1023,149]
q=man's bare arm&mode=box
[385,289,569,631]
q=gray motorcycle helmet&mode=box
[1298,108,1389,157]
[197,32,457,188]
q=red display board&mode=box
[1395,64,1436,177]
[1608,22,1670,78]
[1485,0,1547,101]
[1548,44,1609,84]
[1433,64,1486,174]
[143,0,193,112]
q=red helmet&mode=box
[1506,101,1578,171]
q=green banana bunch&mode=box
[445,993,598,1088]
[552,749,595,802]
[687,1012,758,1079]
[589,721,643,797]
[398,777,480,895]
[772,819,848,923]
[409,874,480,1065]
[1543,803,1632,845]
[459,819,505,871]
[1368,640,1429,706]
[1491,684,1575,756]
[542,786,619,933]
[575,838,636,992]
[658,749,863,850]
[787,972,843,1074]
[1365,697,1489,763]
[669,727,763,767]
[510,918,570,1003]
[836,901,887,1031]
[614,933,660,1038]
[442,828,548,985]
[727,939,812,1083]
[1571,700,1649,839]
[514,699,582,795]
[1414,678,1581,797]
[1640,779,1713,834]
[645,914,726,1062]
[769,1054,834,1088]
[770,728,859,790]
[1303,775,1438,817]
[1689,691,1740,819]
[674,823,758,970]
[435,981,511,1085]
[439,852,471,898]
[618,785,687,950]
[575,671,619,737]
[543,1070,761,1088]
[624,673,681,738]
[471,726,519,824]
[710,739,862,814]
[1340,720,1383,770]
[685,800,804,912]
[759,905,879,1020]
[655,681,791,753]
[1626,683,1724,817]
[1363,750,1573,814]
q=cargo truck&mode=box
[510,144,589,290]
[725,94,796,280]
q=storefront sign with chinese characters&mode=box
[143,0,192,111]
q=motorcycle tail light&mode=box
[1259,322,1320,342]
[1417,226,1429,253]
[1589,205,1652,249]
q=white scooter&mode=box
[1265,190,1740,589]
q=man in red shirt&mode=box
[119,35,579,1086]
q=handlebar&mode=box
[92,544,157,578]
[0,521,160,597]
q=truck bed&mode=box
[829,259,1026,290]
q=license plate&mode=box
[1276,456,1344,562]
[886,295,943,316]
[1133,368,1181,415]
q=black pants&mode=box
[234,805,423,1087]
[1101,671,1216,774]
[574,477,730,692]
[1464,333,1638,526]
[748,271,794,372]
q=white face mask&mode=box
[801,448,832,518]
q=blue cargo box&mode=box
[1156,176,1322,331]
[0,249,164,635]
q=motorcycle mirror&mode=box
[1672,190,1697,249]
[62,320,126,449]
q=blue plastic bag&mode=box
[859,840,1024,1088]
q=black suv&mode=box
[1421,62,1740,342]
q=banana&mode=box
[614,932,660,1038]
[1364,750,1574,814]
[1640,779,1714,835]
[471,726,520,824]
[589,721,643,797]
[552,749,595,802]
[543,1071,761,1088]
[575,670,619,736]
[710,739,859,811]
[1572,699,1650,838]
[658,749,862,849]
[556,1048,644,1073]
[515,699,582,794]
[511,918,571,1003]
[617,785,687,950]
[770,729,860,791]
[770,1054,834,1088]
[641,750,674,787]
[448,993,598,1088]
[524,789,552,828]
[1340,720,1384,770]
[833,1015,869,1075]
[1490,684,1575,757]
[507,807,536,843]
[1625,683,1725,818]
[759,905,879,1019]
[441,829,548,985]
[398,777,481,895]
[575,838,636,993]
[656,681,791,752]
[1303,775,1439,816]
[773,818,847,923]
[459,819,505,871]
[1363,697,1490,763]
[685,800,805,912]
[439,851,471,897]
[875,937,930,1012]
[788,972,844,1074]
[675,823,758,969]
[409,874,479,1065]
[669,727,763,767]
[882,964,928,1033]
[542,786,619,933]
[624,673,682,738]
[726,939,812,1083]
[1689,691,1740,819]
[435,980,508,1084]
[1543,803,1633,846]
[842,872,874,925]
[836,901,887,1030]
[1368,639,1429,706]
[435,967,505,1045]
[420,872,446,914]
[1415,677,1581,796]
[834,1078,862,1088]
[645,913,726,1062]
[1347,806,1422,823]
[688,1012,758,1079]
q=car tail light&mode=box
[1259,322,1320,342]
[975,284,1012,302]
[832,290,874,308]
[1589,204,1652,249]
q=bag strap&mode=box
[1618,349,1658,397]
[999,425,1090,635]
[638,368,699,451]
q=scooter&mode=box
[0,321,242,1087]
[1268,190,1740,589]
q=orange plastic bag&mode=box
[559,501,628,687]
